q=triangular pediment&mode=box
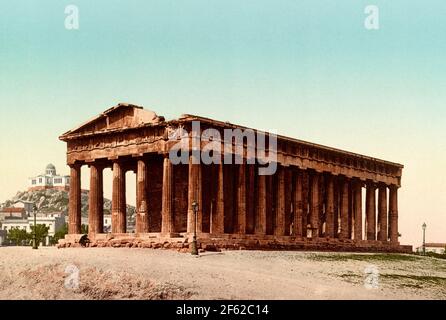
[60,103,164,139]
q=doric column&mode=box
[136,159,149,233]
[377,184,388,241]
[187,156,202,234]
[301,171,308,238]
[365,182,376,240]
[247,164,256,233]
[353,181,363,241]
[348,184,353,238]
[274,166,286,236]
[292,170,303,238]
[98,166,104,233]
[389,185,399,243]
[112,161,126,233]
[161,155,174,235]
[339,178,349,239]
[211,162,224,234]
[309,172,320,238]
[325,174,335,238]
[89,164,103,234]
[255,173,267,235]
[68,164,82,234]
[237,161,247,234]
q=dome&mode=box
[45,163,57,176]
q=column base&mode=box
[160,232,181,238]
[57,232,412,253]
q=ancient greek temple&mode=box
[59,103,411,252]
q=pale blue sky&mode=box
[1,0,445,246]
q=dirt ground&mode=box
[0,246,445,300]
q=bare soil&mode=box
[0,247,444,300]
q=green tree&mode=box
[49,223,89,245]
[30,224,50,245]
[50,223,68,245]
[7,227,30,245]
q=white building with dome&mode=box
[28,164,70,191]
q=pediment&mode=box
[60,103,164,139]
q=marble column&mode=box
[309,172,320,239]
[274,166,286,236]
[389,185,399,243]
[237,161,247,234]
[353,181,363,241]
[292,170,303,238]
[187,156,202,234]
[89,164,103,234]
[255,173,267,235]
[377,185,388,241]
[68,164,82,234]
[211,162,224,234]
[325,175,335,238]
[136,159,149,233]
[339,179,349,239]
[112,161,126,233]
[161,155,174,235]
[366,183,376,240]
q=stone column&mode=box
[389,185,399,243]
[348,184,353,238]
[187,156,202,234]
[68,164,82,234]
[112,161,126,233]
[211,162,224,234]
[89,164,103,234]
[136,159,149,233]
[293,170,303,238]
[98,167,104,233]
[309,172,320,238]
[325,175,335,238]
[377,185,388,241]
[161,155,174,235]
[255,173,267,235]
[237,161,247,234]
[246,164,256,233]
[366,183,376,240]
[353,181,363,241]
[274,166,286,236]
[301,171,308,238]
[339,179,349,239]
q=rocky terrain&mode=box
[1,189,136,219]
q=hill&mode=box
[1,189,136,219]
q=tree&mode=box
[49,223,89,245]
[7,227,30,245]
[50,223,68,245]
[30,224,50,245]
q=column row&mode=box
[68,159,399,243]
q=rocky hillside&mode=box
[1,189,136,219]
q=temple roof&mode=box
[178,114,404,169]
[60,103,165,140]
[60,103,403,170]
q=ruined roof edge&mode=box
[59,103,145,139]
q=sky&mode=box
[0,0,445,247]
